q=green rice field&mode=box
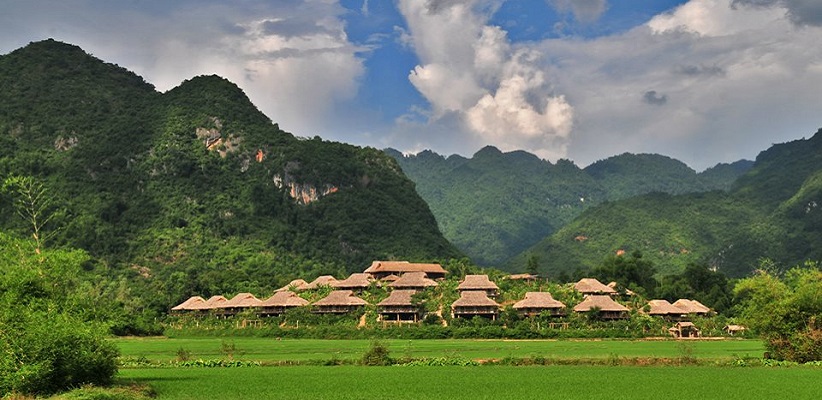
[119,365,821,400]
[115,337,765,363]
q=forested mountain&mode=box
[0,40,460,313]
[510,131,822,278]
[388,147,750,266]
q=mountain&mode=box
[0,40,460,300]
[388,147,750,267]
[510,131,822,278]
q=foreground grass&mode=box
[119,365,819,400]
[114,337,764,363]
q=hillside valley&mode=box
[388,146,752,267]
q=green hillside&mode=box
[511,131,822,278]
[0,40,460,312]
[389,147,750,267]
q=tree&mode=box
[734,261,822,362]
[2,176,62,253]
[525,253,540,276]
[593,250,658,297]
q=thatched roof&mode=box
[451,291,499,308]
[508,273,538,281]
[221,293,262,308]
[513,292,565,310]
[573,295,629,312]
[458,275,499,291]
[304,275,339,290]
[377,290,417,307]
[332,273,374,289]
[261,291,309,307]
[364,261,447,275]
[574,278,616,295]
[647,299,684,316]
[313,290,369,307]
[607,281,636,296]
[673,299,711,314]
[275,279,309,292]
[192,295,228,310]
[171,296,205,311]
[675,321,696,328]
[388,271,438,289]
[380,274,400,282]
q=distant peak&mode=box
[473,145,502,158]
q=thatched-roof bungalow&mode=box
[275,279,309,292]
[508,273,539,282]
[217,293,262,316]
[646,299,686,320]
[457,275,499,297]
[669,321,700,338]
[573,295,629,320]
[191,295,228,314]
[724,324,747,336]
[260,291,309,317]
[452,291,500,320]
[388,271,438,291]
[304,275,339,290]
[171,296,205,314]
[332,273,374,291]
[313,290,368,314]
[673,299,712,316]
[377,290,421,323]
[574,278,617,296]
[364,261,448,280]
[513,292,566,317]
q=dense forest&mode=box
[0,39,461,331]
[509,130,822,278]
[388,146,752,266]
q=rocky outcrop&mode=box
[273,173,339,205]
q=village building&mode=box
[457,274,499,298]
[260,291,309,317]
[332,273,375,292]
[669,321,700,338]
[377,290,422,323]
[191,295,228,315]
[379,274,401,283]
[673,299,712,316]
[573,295,629,320]
[507,273,539,282]
[451,291,500,320]
[574,278,617,296]
[364,260,448,280]
[303,275,339,290]
[513,292,566,317]
[216,293,262,316]
[388,271,438,291]
[724,324,747,336]
[170,296,205,314]
[275,279,309,292]
[312,290,368,314]
[646,299,686,320]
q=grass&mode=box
[114,337,764,363]
[118,365,820,400]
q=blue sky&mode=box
[2,0,822,170]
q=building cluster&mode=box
[171,261,716,334]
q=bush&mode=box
[361,340,393,366]
[0,312,119,396]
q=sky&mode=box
[3,0,822,170]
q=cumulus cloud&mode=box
[0,0,365,138]
[548,0,609,23]
[643,91,668,106]
[732,0,822,26]
[398,0,574,161]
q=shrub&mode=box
[361,340,393,366]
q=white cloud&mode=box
[0,0,365,138]
[397,0,575,161]
[549,0,609,23]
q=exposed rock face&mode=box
[54,135,79,151]
[273,173,339,205]
[195,117,241,157]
